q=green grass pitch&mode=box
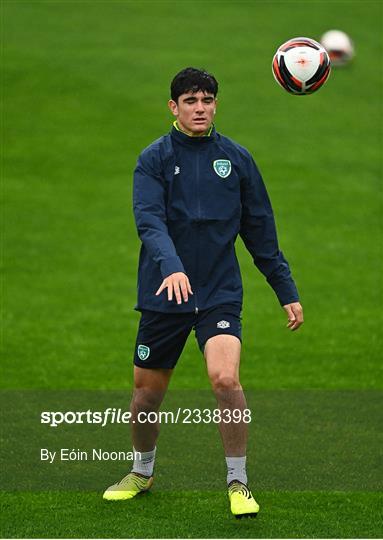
[2,0,382,537]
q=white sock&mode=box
[226,456,247,486]
[132,446,156,477]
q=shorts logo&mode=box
[137,344,150,361]
[217,320,230,329]
[213,159,231,179]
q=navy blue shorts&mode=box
[133,303,242,369]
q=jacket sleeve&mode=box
[133,150,185,279]
[239,154,299,306]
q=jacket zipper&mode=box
[194,152,200,314]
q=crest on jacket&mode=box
[213,159,231,179]
[137,344,150,361]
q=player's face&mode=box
[168,91,217,136]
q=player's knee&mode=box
[210,374,241,393]
[131,388,163,413]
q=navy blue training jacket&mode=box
[133,125,299,313]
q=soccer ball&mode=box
[272,37,331,95]
[320,30,354,67]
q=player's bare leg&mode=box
[103,366,172,501]
[204,334,259,517]
[204,335,246,456]
[130,366,173,451]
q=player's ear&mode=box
[168,99,178,116]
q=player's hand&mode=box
[283,302,304,331]
[155,272,193,304]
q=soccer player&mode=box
[103,67,303,517]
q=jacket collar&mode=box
[170,122,217,147]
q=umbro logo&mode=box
[217,320,230,329]
[174,166,180,175]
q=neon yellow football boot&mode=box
[228,480,259,518]
[103,472,153,501]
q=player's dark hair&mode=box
[170,67,218,102]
